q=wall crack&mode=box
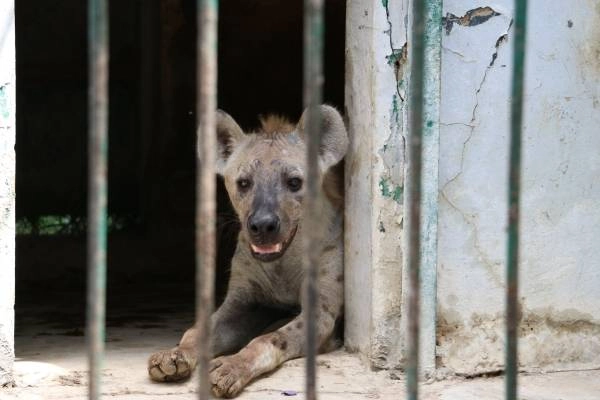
[440,191,502,287]
[383,2,408,102]
[442,46,477,63]
[441,20,513,191]
[379,1,408,204]
[439,18,514,288]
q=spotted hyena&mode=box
[148,105,348,398]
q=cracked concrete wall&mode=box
[438,0,600,374]
[344,0,408,369]
[0,2,16,386]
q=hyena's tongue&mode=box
[251,243,282,254]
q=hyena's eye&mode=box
[286,177,303,192]
[237,178,252,191]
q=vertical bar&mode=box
[420,0,443,377]
[196,1,218,399]
[506,1,527,399]
[303,1,324,399]
[407,0,425,398]
[86,0,109,399]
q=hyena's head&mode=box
[216,105,348,262]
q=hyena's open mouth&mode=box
[249,225,298,262]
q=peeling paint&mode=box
[379,177,403,203]
[378,93,405,206]
[443,7,501,35]
[379,1,407,206]
[385,43,408,100]
[382,0,408,101]
[385,46,404,67]
[489,31,509,67]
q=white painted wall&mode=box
[437,0,600,374]
[0,1,16,386]
[346,0,600,375]
[344,0,408,370]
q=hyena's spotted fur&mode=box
[148,105,348,398]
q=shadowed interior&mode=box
[14,0,345,351]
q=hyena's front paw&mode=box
[148,347,196,382]
[209,354,253,398]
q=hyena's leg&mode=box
[148,296,282,382]
[209,286,343,397]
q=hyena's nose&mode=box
[248,212,280,240]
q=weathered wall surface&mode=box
[437,0,600,374]
[0,2,16,386]
[344,0,408,369]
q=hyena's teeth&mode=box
[251,243,282,254]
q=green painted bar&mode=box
[407,0,426,397]
[506,1,528,399]
[303,0,324,399]
[196,1,219,399]
[86,0,109,399]
[420,0,443,377]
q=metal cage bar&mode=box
[196,0,219,399]
[86,0,109,399]
[506,1,528,399]
[407,0,426,397]
[303,0,324,399]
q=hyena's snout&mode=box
[246,206,298,263]
[247,210,280,243]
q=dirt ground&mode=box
[3,287,599,400]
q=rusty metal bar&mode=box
[407,0,426,398]
[303,0,324,399]
[86,0,109,399]
[506,1,528,399]
[196,0,218,399]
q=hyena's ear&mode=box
[298,105,349,171]
[216,110,245,175]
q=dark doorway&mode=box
[14,0,345,347]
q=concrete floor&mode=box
[4,343,600,400]
[3,287,600,400]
